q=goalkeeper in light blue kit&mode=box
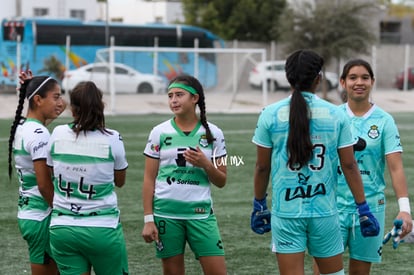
[251,49,380,275]
[337,59,413,274]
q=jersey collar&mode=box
[170,118,201,137]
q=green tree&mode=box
[39,55,65,80]
[278,1,378,98]
[388,1,414,18]
[181,0,287,41]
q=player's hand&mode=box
[383,219,404,249]
[19,69,33,84]
[251,195,271,234]
[16,70,33,93]
[356,201,380,237]
[183,146,209,168]
[141,222,159,244]
[395,212,413,239]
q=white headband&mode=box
[27,77,52,100]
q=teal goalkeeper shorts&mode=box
[271,215,344,258]
[154,214,225,259]
[339,210,385,263]
[18,216,53,264]
[49,223,129,275]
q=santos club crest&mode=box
[199,134,209,147]
[368,125,380,139]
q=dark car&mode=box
[394,67,414,90]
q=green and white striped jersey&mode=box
[13,118,52,221]
[144,118,226,220]
[47,124,128,228]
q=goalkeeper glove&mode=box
[383,219,404,249]
[251,194,271,234]
[356,201,380,237]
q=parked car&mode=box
[62,63,167,94]
[248,60,338,91]
[393,67,414,90]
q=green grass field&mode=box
[0,112,413,274]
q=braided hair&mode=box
[168,75,214,144]
[285,49,324,169]
[8,76,58,179]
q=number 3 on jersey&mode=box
[289,144,326,171]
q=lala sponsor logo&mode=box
[285,173,326,201]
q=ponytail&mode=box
[287,85,312,169]
[285,49,324,169]
[8,81,28,179]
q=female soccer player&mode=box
[251,49,379,275]
[46,81,129,275]
[141,74,227,275]
[8,74,64,275]
[337,59,412,274]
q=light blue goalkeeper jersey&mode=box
[143,118,227,220]
[336,103,403,213]
[252,92,355,218]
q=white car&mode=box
[62,63,167,94]
[248,60,338,91]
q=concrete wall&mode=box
[1,0,99,21]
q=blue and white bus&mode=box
[0,17,222,91]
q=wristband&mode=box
[144,214,154,223]
[398,197,411,214]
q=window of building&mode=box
[70,10,86,20]
[33,8,49,16]
[380,21,401,44]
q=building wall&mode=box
[399,17,414,44]
[1,0,99,21]
[109,0,183,24]
[23,0,99,20]
[0,1,18,20]
[163,2,184,23]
